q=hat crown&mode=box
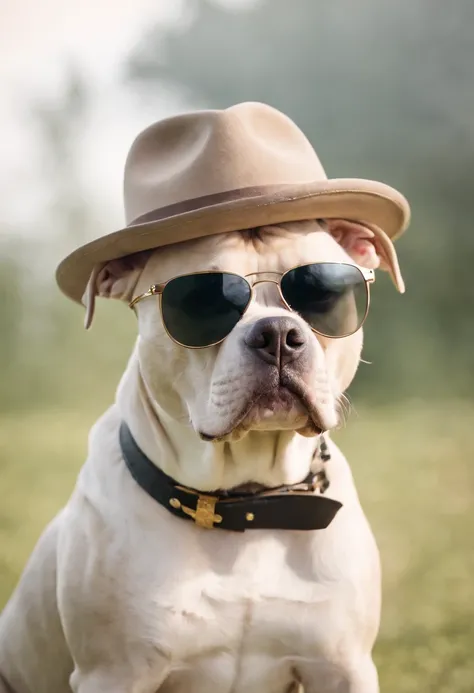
[56,100,410,306]
[124,102,327,224]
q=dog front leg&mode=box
[343,657,379,693]
[66,650,171,693]
[69,660,171,693]
[305,658,379,693]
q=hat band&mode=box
[129,184,301,226]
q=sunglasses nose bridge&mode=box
[250,277,286,309]
[251,278,280,287]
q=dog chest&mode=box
[121,528,366,692]
[147,585,352,693]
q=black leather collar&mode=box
[120,422,342,532]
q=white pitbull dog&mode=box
[0,219,405,693]
[0,103,409,693]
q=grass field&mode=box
[1,401,473,692]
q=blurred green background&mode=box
[1,1,473,691]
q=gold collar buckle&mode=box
[181,494,223,529]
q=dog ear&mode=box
[325,219,405,293]
[82,251,150,329]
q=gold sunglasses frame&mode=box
[129,262,375,349]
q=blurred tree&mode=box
[0,238,23,409]
[126,0,474,398]
[0,69,135,413]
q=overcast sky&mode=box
[0,0,188,236]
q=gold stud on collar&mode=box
[169,497,181,509]
[246,512,255,522]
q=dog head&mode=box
[83,220,403,442]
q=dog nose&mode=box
[244,317,307,367]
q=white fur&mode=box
[0,221,393,693]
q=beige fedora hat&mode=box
[56,101,410,304]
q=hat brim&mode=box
[56,178,410,304]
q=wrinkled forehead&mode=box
[139,220,349,286]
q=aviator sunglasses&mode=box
[129,262,375,349]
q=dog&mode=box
[0,102,409,693]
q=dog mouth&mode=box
[199,372,331,442]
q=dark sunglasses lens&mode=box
[280,263,368,337]
[161,273,251,347]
